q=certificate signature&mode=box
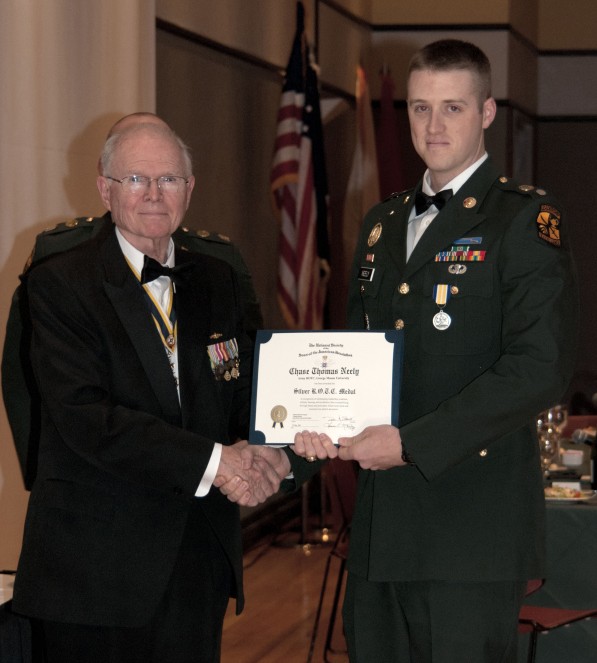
[249,331,402,445]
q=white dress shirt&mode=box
[115,229,221,497]
[406,153,489,261]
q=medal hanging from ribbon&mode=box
[207,338,240,381]
[125,256,178,352]
[142,284,178,351]
[432,283,451,331]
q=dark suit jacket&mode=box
[346,158,579,582]
[2,212,262,488]
[12,223,251,626]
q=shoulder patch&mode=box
[536,204,561,247]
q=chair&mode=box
[306,459,358,663]
[518,579,597,663]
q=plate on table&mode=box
[544,487,597,502]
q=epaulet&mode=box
[495,176,549,198]
[496,176,563,249]
[23,217,102,273]
[383,188,413,203]
[39,216,100,235]
[175,227,232,245]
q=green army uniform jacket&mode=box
[345,157,579,582]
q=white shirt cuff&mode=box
[195,443,223,497]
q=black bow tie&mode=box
[140,255,194,285]
[414,189,453,215]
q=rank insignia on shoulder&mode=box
[383,188,412,203]
[536,204,561,247]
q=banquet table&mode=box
[517,497,597,662]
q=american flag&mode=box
[270,1,330,329]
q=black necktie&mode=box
[414,189,453,215]
[140,255,194,285]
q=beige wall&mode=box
[509,0,539,46]
[156,0,303,68]
[0,0,155,569]
[539,0,597,50]
[371,0,510,24]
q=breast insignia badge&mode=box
[367,223,382,247]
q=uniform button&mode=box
[479,449,488,457]
[394,319,405,330]
[398,283,410,295]
[450,286,459,296]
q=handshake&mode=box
[214,423,407,507]
[213,440,293,507]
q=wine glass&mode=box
[551,404,569,436]
[537,405,568,471]
[538,405,568,436]
[538,428,559,472]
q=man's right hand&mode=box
[214,441,288,506]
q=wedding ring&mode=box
[306,455,317,463]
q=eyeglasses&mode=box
[105,175,189,194]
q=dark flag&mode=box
[376,68,405,198]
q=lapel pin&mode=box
[463,197,477,209]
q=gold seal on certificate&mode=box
[271,405,287,428]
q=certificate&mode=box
[249,330,403,445]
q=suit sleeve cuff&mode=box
[195,443,223,497]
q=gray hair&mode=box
[100,123,193,178]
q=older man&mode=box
[2,112,263,490]
[12,123,281,663]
